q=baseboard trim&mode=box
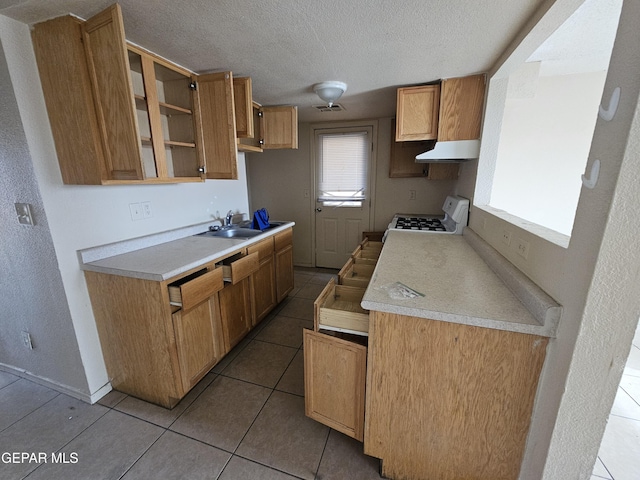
[0,363,111,404]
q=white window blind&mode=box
[318,131,369,206]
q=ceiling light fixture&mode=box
[313,81,347,107]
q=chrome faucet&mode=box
[225,210,234,226]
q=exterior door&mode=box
[314,126,373,268]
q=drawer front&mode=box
[169,268,224,312]
[274,228,293,251]
[247,236,274,261]
[314,279,369,335]
[222,251,259,284]
[304,329,367,441]
[318,306,369,335]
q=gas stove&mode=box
[387,195,470,235]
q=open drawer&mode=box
[219,251,259,284]
[314,278,369,336]
[168,267,224,312]
[338,257,375,288]
[351,248,379,266]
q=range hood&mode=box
[415,139,480,163]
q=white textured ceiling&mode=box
[1,0,547,122]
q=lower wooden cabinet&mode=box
[85,265,225,408]
[364,311,548,480]
[86,227,294,409]
[303,329,367,441]
[303,239,548,480]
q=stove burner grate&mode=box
[395,216,447,231]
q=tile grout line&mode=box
[22,395,112,479]
[0,390,61,435]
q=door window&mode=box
[317,130,370,207]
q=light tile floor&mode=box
[0,267,382,480]
[592,322,640,480]
[5,268,637,479]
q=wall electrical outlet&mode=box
[21,331,33,350]
[129,203,143,221]
[409,189,416,200]
[516,238,530,259]
[501,229,512,246]
[141,201,152,218]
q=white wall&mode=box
[247,117,456,266]
[491,71,606,235]
[473,0,640,478]
[0,16,250,399]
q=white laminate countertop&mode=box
[79,222,295,282]
[361,229,560,337]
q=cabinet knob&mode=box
[198,166,205,173]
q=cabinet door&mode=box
[303,329,367,441]
[275,244,294,302]
[197,72,238,179]
[32,15,107,185]
[233,77,254,138]
[438,74,485,141]
[248,237,277,325]
[261,106,298,149]
[219,279,252,351]
[82,4,143,181]
[395,85,440,141]
[250,258,277,326]
[172,296,222,393]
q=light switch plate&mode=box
[15,203,34,225]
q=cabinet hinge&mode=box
[189,82,197,91]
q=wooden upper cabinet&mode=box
[395,74,486,144]
[197,72,238,179]
[395,85,440,141]
[33,4,205,184]
[438,74,486,141]
[261,106,298,149]
[233,77,254,138]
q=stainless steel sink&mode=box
[196,227,264,239]
[196,221,288,239]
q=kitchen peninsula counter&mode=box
[361,228,560,337]
[360,228,559,479]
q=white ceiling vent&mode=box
[313,104,345,113]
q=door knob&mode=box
[316,208,322,212]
